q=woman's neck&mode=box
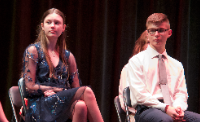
[46,37,57,51]
[47,43,56,51]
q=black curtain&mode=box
[1,0,200,122]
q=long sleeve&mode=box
[23,45,43,97]
[127,45,189,112]
[67,52,80,88]
[119,64,136,113]
[119,65,127,111]
[23,44,74,97]
[168,61,188,111]
[127,56,166,111]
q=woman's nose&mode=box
[51,23,55,27]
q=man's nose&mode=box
[155,31,160,36]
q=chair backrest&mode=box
[123,86,131,122]
[114,96,126,122]
[123,86,131,107]
[8,86,22,122]
[18,78,26,114]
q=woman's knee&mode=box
[74,100,87,114]
[84,87,95,100]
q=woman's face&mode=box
[41,13,66,41]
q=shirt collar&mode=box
[146,45,168,59]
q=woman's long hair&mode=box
[131,31,148,57]
[36,8,68,78]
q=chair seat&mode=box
[9,86,22,107]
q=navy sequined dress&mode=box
[22,42,86,122]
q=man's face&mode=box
[146,22,172,52]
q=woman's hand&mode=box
[44,90,56,97]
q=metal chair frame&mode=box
[18,78,26,114]
[123,86,131,122]
[114,96,126,122]
[8,86,23,122]
[114,86,132,122]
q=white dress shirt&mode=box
[127,45,188,112]
[119,64,136,114]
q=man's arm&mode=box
[119,65,128,111]
[127,57,166,111]
[172,66,188,111]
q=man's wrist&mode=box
[165,105,169,113]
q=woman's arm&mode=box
[23,46,63,94]
[67,52,80,88]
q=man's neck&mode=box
[150,45,165,54]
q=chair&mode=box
[8,86,23,122]
[18,78,26,114]
[123,86,131,122]
[114,96,126,122]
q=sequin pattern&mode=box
[22,42,81,122]
[45,94,65,115]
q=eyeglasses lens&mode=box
[148,28,168,35]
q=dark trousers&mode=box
[135,105,200,122]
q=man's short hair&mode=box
[146,13,170,28]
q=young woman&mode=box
[22,8,104,122]
[0,102,9,122]
[131,31,149,56]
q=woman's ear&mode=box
[41,23,44,30]
[63,24,66,32]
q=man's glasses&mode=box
[147,28,169,35]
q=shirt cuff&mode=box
[151,102,167,112]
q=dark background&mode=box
[1,0,200,122]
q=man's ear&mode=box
[168,29,172,37]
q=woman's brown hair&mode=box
[131,31,148,57]
[36,8,67,78]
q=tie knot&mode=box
[158,54,165,59]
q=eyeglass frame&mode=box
[147,28,170,35]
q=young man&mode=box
[126,13,200,122]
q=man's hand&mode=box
[166,106,180,120]
[174,106,185,122]
[166,106,185,122]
